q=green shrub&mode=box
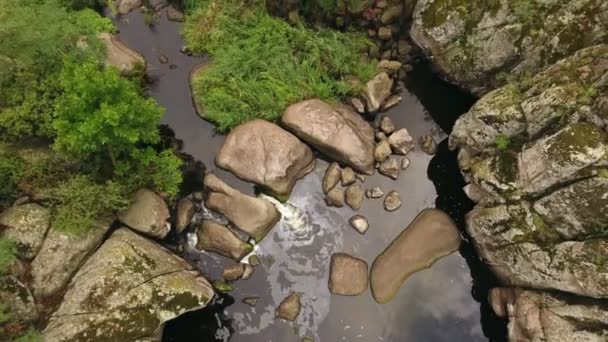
[0,238,17,274]
[115,148,184,199]
[40,175,129,235]
[53,60,164,164]
[73,8,117,33]
[13,328,43,342]
[184,0,376,131]
[0,152,25,207]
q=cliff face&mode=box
[411,0,608,95]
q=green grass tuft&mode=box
[0,238,17,274]
[183,0,376,131]
[495,135,511,150]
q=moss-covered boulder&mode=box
[43,228,214,342]
[489,288,608,341]
[450,44,608,301]
[0,203,50,260]
[411,0,608,95]
[31,218,112,299]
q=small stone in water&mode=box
[328,253,369,296]
[367,187,384,199]
[242,264,254,280]
[379,157,401,180]
[379,116,395,135]
[213,280,234,293]
[345,184,364,210]
[223,263,245,281]
[384,191,402,212]
[374,139,392,163]
[419,135,438,155]
[158,54,168,64]
[350,97,366,114]
[380,95,402,112]
[325,187,345,207]
[341,167,356,186]
[322,162,341,194]
[355,173,366,183]
[349,215,369,234]
[401,158,410,170]
[388,128,415,155]
[276,292,301,321]
[249,254,261,266]
[242,296,259,307]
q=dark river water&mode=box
[110,7,504,342]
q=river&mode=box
[109,6,503,342]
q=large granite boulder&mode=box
[281,99,375,174]
[204,173,280,242]
[118,189,170,239]
[99,33,145,76]
[215,119,315,199]
[31,218,112,299]
[43,228,214,342]
[410,0,608,95]
[0,276,38,324]
[0,203,50,260]
[490,288,608,342]
[449,44,608,300]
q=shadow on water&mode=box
[407,61,508,341]
[162,293,236,341]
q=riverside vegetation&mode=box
[0,1,183,338]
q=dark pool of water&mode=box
[109,7,505,342]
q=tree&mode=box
[53,60,164,165]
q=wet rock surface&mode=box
[419,135,438,155]
[216,119,315,198]
[196,220,253,261]
[325,187,345,208]
[374,139,392,163]
[378,157,401,180]
[328,253,369,296]
[175,197,196,233]
[388,128,415,155]
[43,228,214,342]
[370,209,461,304]
[118,189,170,239]
[349,215,369,234]
[205,173,281,242]
[340,167,357,186]
[282,99,375,174]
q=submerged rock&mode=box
[364,72,393,112]
[196,220,253,261]
[276,292,301,321]
[99,33,145,76]
[175,197,196,234]
[325,187,345,208]
[166,5,185,22]
[383,191,402,212]
[322,162,342,194]
[345,184,364,210]
[216,119,315,198]
[329,253,369,296]
[31,218,112,299]
[282,99,375,174]
[205,173,280,242]
[118,189,170,239]
[341,166,357,186]
[379,157,401,180]
[249,254,261,266]
[0,203,50,260]
[242,296,259,307]
[370,209,461,303]
[349,215,369,234]
[388,128,415,155]
[401,158,410,170]
[381,95,402,112]
[43,228,213,342]
[490,288,608,342]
